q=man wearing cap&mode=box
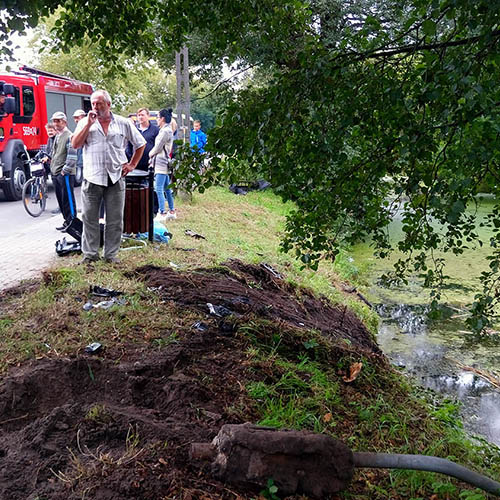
[71,89,146,264]
[51,111,78,230]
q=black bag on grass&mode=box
[55,237,81,256]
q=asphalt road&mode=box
[0,182,82,290]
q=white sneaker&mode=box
[155,212,167,221]
[166,211,177,220]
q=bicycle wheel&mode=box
[22,178,46,217]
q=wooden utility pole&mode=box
[175,46,192,201]
[175,46,190,144]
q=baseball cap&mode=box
[72,109,86,117]
[51,111,67,121]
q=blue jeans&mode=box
[155,173,174,212]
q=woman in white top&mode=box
[149,108,176,219]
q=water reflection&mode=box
[377,303,500,446]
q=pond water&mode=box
[350,197,500,446]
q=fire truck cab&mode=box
[0,66,93,200]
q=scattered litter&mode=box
[192,321,209,332]
[185,229,206,240]
[83,297,127,310]
[89,285,123,297]
[137,222,173,243]
[178,248,196,252]
[261,263,282,279]
[55,238,81,256]
[169,262,180,269]
[207,303,233,317]
[84,342,103,354]
[43,342,60,355]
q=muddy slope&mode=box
[134,259,379,353]
[0,261,380,499]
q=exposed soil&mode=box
[0,261,381,499]
[133,259,380,355]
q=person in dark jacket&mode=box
[50,111,78,230]
[125,107,159,173]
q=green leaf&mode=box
[422,19,437,36]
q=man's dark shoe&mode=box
[51,207,62,214]
[104,257,121,264]
[79,256,100,265]
[56,225,66,231]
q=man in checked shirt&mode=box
[72,89,146,264]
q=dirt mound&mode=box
[0,261,380,499]
[0,334,252,499]
[134,259,379,354]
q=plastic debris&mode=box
[185,229,206,240]
[137,222,173,243]
[84,342,103,354]
[261,263,283,279]
[55,237,81,256]
[89,285,123,297]
[207,303,233,317]
[83,297,126,310]
[169,261,180,269]
[192,321,209,332]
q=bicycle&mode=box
[22,152,49,217]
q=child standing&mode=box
[190,119,207,153]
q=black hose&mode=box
[353,452,500,496]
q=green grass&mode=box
[1,186,499,499]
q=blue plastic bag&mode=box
[137,222,172,243]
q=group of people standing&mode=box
[126,107,178,220]
[46,89,207,264]
[42,109,86,230]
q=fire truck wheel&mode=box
[74,165,83,187]
[2,144,27,201]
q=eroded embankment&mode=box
[0,261,382,499]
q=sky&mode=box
[0,29,37,71]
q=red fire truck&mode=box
[0,66,93,200]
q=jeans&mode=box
[155,173,174,212]
[81,178,125,260]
